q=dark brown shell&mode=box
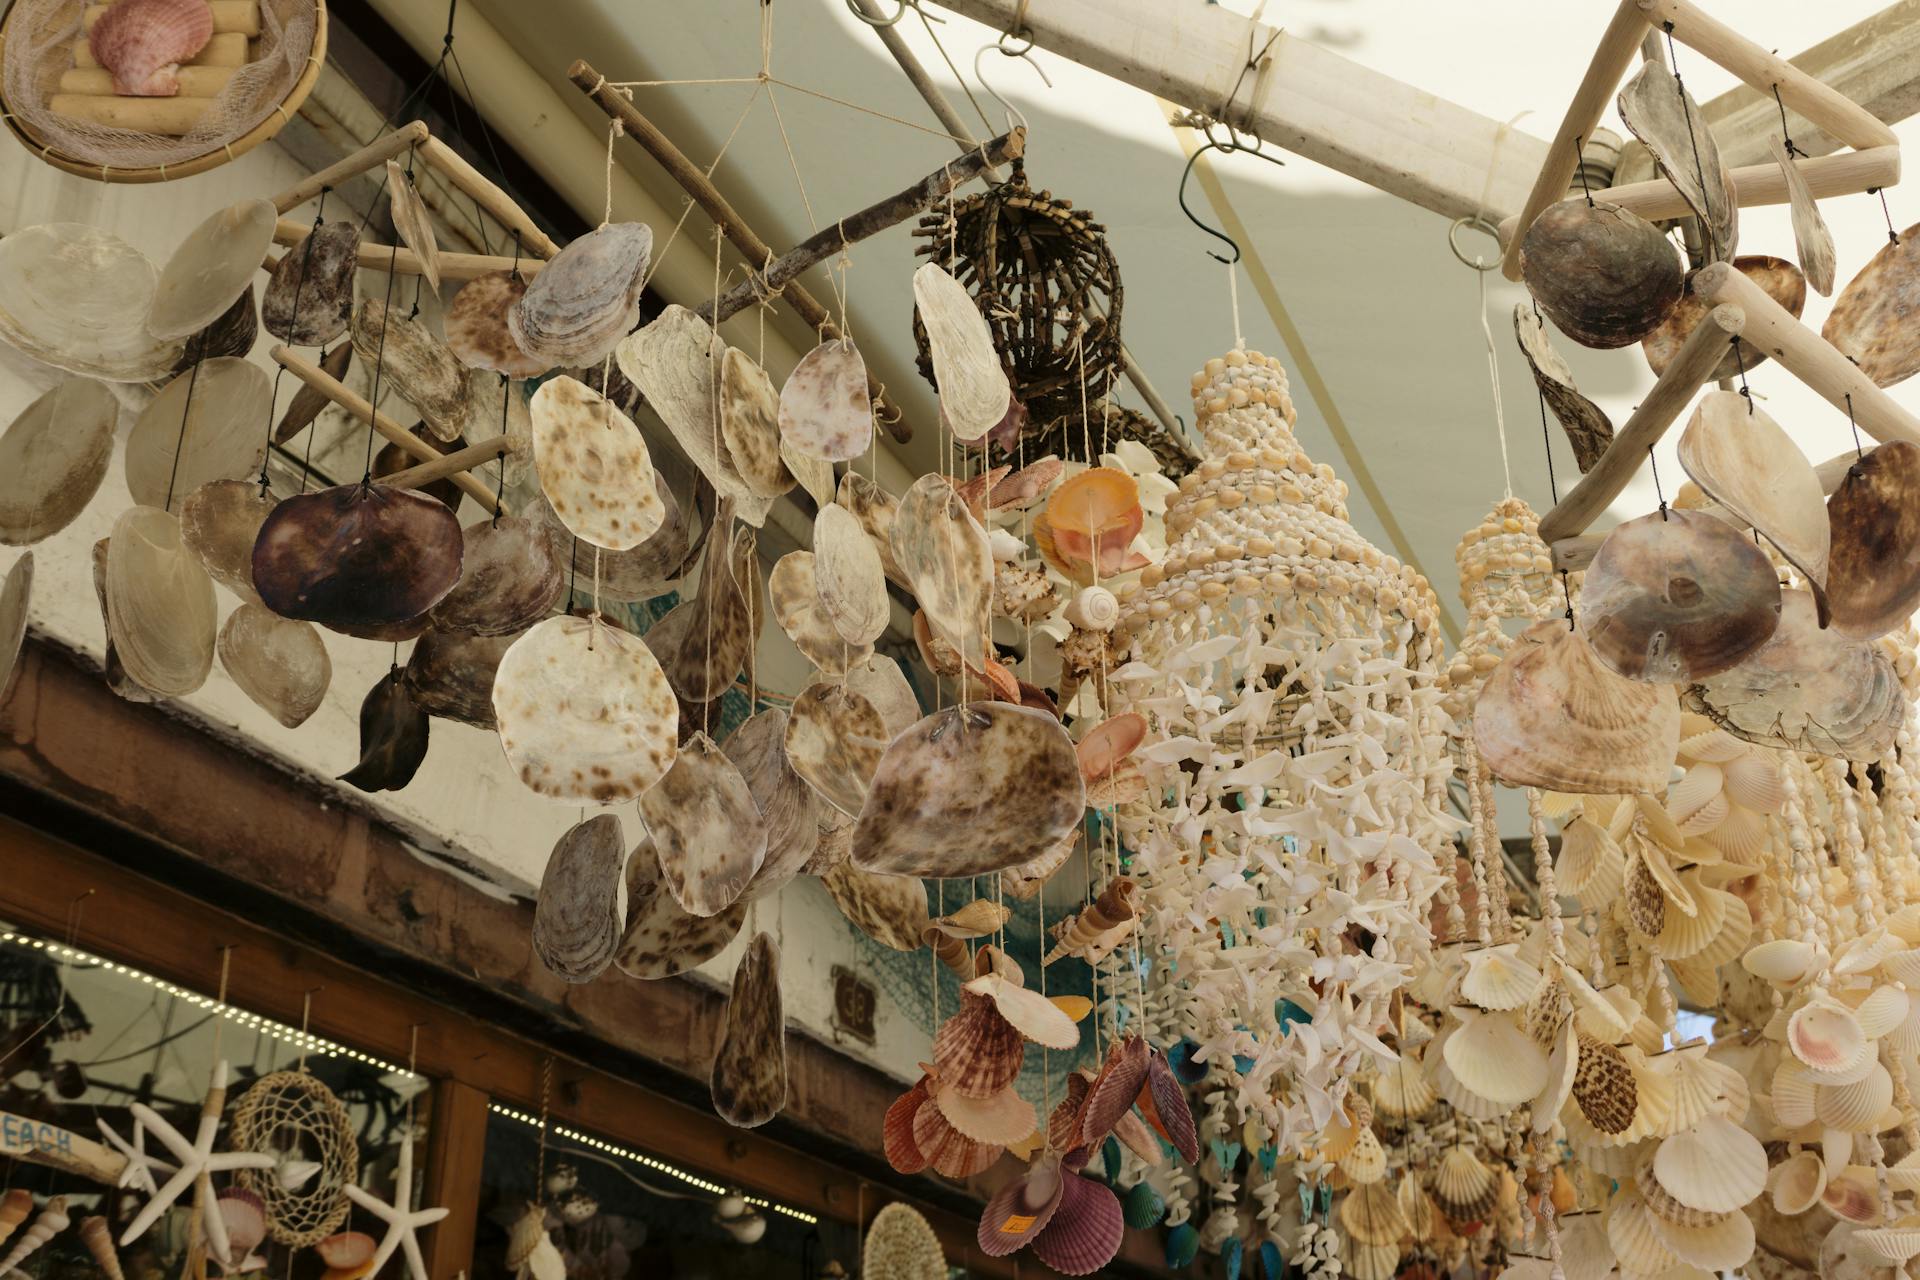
[1826,441,1920,639]
[274,342,352,445]
[1643,257,1804,382]
[1579,508,1781,683]
[532,813,624,983]
[709,932,786,1128]
[403,626,517,728]
[338,667,429,792]
[446,271,551,378]
[428,516,563,636]
[264,222,360,347]
[252,483,464,629]
[1825,225,1920,387]
[1514,302,1612,473]
[176,284,257,370]
[1521,200,1683,349]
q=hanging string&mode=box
[263,188,330,497]
[1473,252,1512,497]
[162,332,209,513]
[0,893,91,1073]
[494,373,510,522]
[1847,392,1865,459]
[295,986,313,1073]
[1728,335,1753,412]
[1573,136,1594,206]
[1772,84,1801,157]
[1662,26,1720,261]
[1869,186,1902,245]
[535,1056,554,1206]
[1649,446,1669,519]
[207,946,233,1067]
[603,117,625,227]
[1538,390,1559,504]
[1227,259,1244,351]
[363,145,421,482]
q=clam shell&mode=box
[1460,943,1546,1012]
[1581,508,1781,682]
[262,222,360,346]
[768,550,868,675]
[723,709,818,902]
[1789,998,1869,1074]
[352,300,473,444]
[384,161,441,294]
[0,553,31,705]
[1722,753,1784,814]
[0,224,182,380]
[837,471,905,586]
[1646,260,1801,381]
[530,473,698,607]
[718,349,793,499]
[813,503,888,646]
[403,627,514,728]
[1824,221,1920,386]
[148,200,278,342]
[912,262,1009,440]
[1677,391,1827,602]
[1816,1062,1893,1133]
[978,1156,1067,1257]
[493,614,677,802]
[637,730,766,917]
[106,506,215,696]
[0,378,117,545]
[818,862,927,951]
[1520,200,1682,349]
[615,836,746,980]
[785,680,888,817]
[1572,1031,1638,1135]
[964,973,1078,1050]
[428,516,563,636]
[782,436,836,509]
[1618,62,1737,261]
[1474,619,1680,793]
[844,654,920,738]
[1554,815,1624,901]
[649,518,756,702]
[1743,937,1816,985]
[218,602,330,729]
[891,473,993,656]
[615,307,750,510]
[852,702,1085,879]
[511,223,651,368]
[87,0,213,94]
[530,375,664,551]
[315,1233,376,1272]
[710,932,786,1128]
[1827,441,1920,640]
[89,539,156,703]
[178,285,256,368]
[253,484,464,630]
[337,667,428,792]
[1026,1174,1121,1277]
[125,357,272,511]
[1514,302,1612,472]
[1687,589,1902,759]
[445,272,549,377]
[1653,1114,1767,1213]
[1605,1184,1680,1273]
[274,342,352,444]
[1771,1148,1827,1214]
[532,813,624,983]
[779,337,871,461]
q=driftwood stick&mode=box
[269,345,509,514]
[697,127,1025,325]
[0,1111,125,1185]
[568,58,913,444]
[268,219,545,282]
[418,136,563,260]
[1536,302,1745,544]
[379,435,518,492]
[271,122,430,215]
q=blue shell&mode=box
[1165,1222,1200,1268]
[1103,1136,1123,1183]
[1259,1239,1285,1279]
[1224,1237,1244,1280]
[1167,1038,1209,1085]
[1122,1180,1166,1229]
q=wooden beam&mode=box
[269,218,546,282]
[422,1080,489,1280]
[271,121,430,215]
[1536,303,1745,544]
[695,127,1026,325]
[569,60,913,444]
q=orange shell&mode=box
[1045,468,1141,536]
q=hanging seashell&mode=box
[336,667,429,791]
[648,515,757,704]
[1677,389,1828,604]
[934,988,1025,1100]
[124,357,272,511]
[615,836,746,980]
[978,1154,1068,1257]
[0,1186,29,1251]
[1789,998,1870,1075]
[768,550,869,676]
[426,517,563,637]
[443,273,547,377]
[531,813,624,983]
[718,349,794,499]
[493,614,677,802]
[864,1202,948,1279]
[0,1196,67,1275]
[512,223,652,368]
[149,200,278,342]
[1827,440,1920,640]
[1023,1173,1122,1276]
[1044,468,1143,573]
[813,503,889,646]
[784,680,888,818]
[1431,1147,1498,1224]
[819,861,927,952]
[403,627,514,729]
[78,1216,124,1280]
[844,653,920,739]
[106,506,216,696]
[212,1186,267,1268]
[724,709,819,903]
[176,284,256,369]
[0,378,117,546]
[890,472,993,657]
[922,897,1012,978]
[1824,222,1920,386]
[0,224,182,380]
[263,222,360,346]
[779,337,871,461]
[1459,943,1545,1012]
[86,0,213,93]
[87,539,156,703]
[1520,200,1682,349]
[384,161,441,294]
[179,479,275,604]
[351,300,476,444]
[912,262,1010,440]
[1652,1113,1767,1214]
[1443,1008,1550,1105]
[852,702,1086,879]
[1044,878,1139,965]
[710,932,786,1128]
[529,375,664,552]
[275,342,352,443]
[218,603,330,729]
[254,483,464,632]
[637,731,767,917]
[1645,259,1801,381]
[1619,62,1737,260]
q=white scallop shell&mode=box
[1459,943,1545,1012]
[1742,937,1816,984]
[1441,1008,1548,1105]
[1815,1062,1893,1133]
[1651,1114,1768,1213]
[1789,998,1871,1074]
[1769,1148,1827,1214]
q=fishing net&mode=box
[3,0,317,173]
[230,1069,358,1248]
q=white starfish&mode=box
[120,1061,275,1266]
[343,1129,448,1280]
[98,1114,178,1195]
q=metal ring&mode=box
[1448,215,1502,271]
[996,26,1035,57]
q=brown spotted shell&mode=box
[1514,303,1612,473]
[710,932,786,1128]
[263,221,360,346]
[890,473,993,656]
[446,271,552,378]
[1827,441,1920,639]
[1824,223,1920,387]
[785,681,888,818]
[252,483,464,630]
[719,348,794,498]
[779,337,871,462]
[429,516,564,636]
[637,730,768,918]
[724,708,819,903]
[1520,200,1683,349]
[615,836,746,980]
[351,299,474,443]
[820,862,929,952]
[530,375,665,551]
[768,550,869,676]
[649,517,755,702]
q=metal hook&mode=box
[972,42,1050,134]
[1179,143,1240,264]
[846,0,908,26]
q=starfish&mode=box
[343,1128,448,1280]
[98,1114,178,1195]
[120,1061,274,1266]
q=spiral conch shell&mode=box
[924,898,1013,978]
[0,1195,68,1275]
[1044,878,1139,965]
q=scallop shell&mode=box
[1554,816,1624,901]
[1340,1179,1408,1243]
[1338,1124,1389,1186]
[1770,1148,1827,1214]
[852,702,1085,879]
[1443,1009,1549,1105]
[1618,61,1737,261]
[124,358,272,511]
[1641,1170,1722,1229]
[1654,873,1723,958]
[819,862,927,952]
[529,375,664,551]
[1678,390,1828,607]
[262,222,360,347]
[1520,200,1682,349]
[710,931,786,1128]
[1074,1036,1150,1149]
[493,614,677,802]
[0,378,117,546]
[253,483,463,630]
[1027,1174,1122,1277]
[784,680,887,818]
[978,1155,1067,1256]
[352,300,474,444]
[403,626,513,728]
[384,161,441,294]
[512,223,651,368]
[933,989,1025,1099]
[1605,1185,1680,1273]
[614,837,745,980]
[934,1081,1034,1145]
[425,516,562,637]
[779,338,870,462]
[890,473,993,657]
[337,667,428,792]
[1646,259,1803,382]
[1474,619,1680,793]
[1653,1114,1768,1213]
[1572,1031,1638,1135]
[911,1091,1000,1178]
[1849,1227,1920,1264]
[0,553,31,705]
[1431,1146,1498,1223]
[637,730,767,917]
[149,200,278,341]
[1579,508,1781,683]
[964,972,1078,1050]
[106,506,215,696]
[0,225,181,379]
[1823,1168,1884,1224]
[1816,1062,1893,1133]
[768,551,868,675]
[1514,302,1613,472]
[218,603,330,729]
[1827,441,1920,640]
[1460,943,1546,1012]
[1649,1201,1754,1270]
[1854,985,1909,1039]
[1824,221,1920,386]
[912,262,1010,440]
[813,503,888,646]
[1666,762,1724,834]
[1534,1017,1579,1130]
[718,349,793,499]
[87,0,213,93]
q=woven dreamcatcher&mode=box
[912,158,1122,457]
[230,1070,359,1247]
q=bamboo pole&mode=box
[380,435,518,492]
[418,136,563,259]
[1535,302,1745,544]
[568,59,913,444]
[269,219,544,282]
[271,122,431,215]
[269,345,508,514]
[697,127,1025,324]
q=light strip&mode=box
[488,1103,818,1225]
[0,929,417,1079]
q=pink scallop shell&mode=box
[1077,1034,1151,1149]
[978,1155,1068,1257]
[1140,1047,1199,1163]
[88,0,215,96]
[1029,1174,1124,1276]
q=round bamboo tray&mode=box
[0,0,326,183]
